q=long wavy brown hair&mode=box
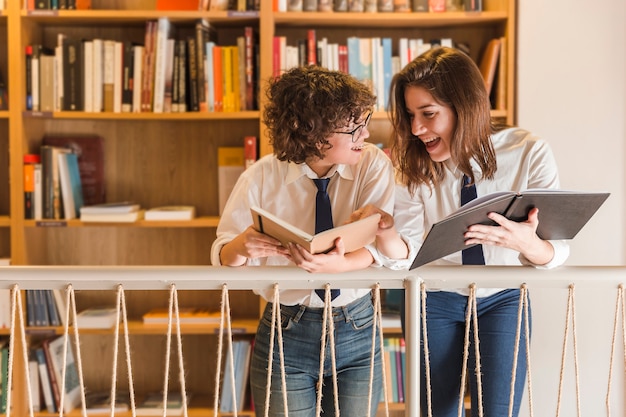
[264,66,376,164]
[389,47,502,195]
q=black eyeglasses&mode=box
[333,112,372,143]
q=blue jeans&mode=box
[250,294,382,417]
[402,289,530,417]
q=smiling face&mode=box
[404,85,457,163]
[306,113,371,177]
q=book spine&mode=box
[121,41,134,113]
[35,347,57,413]
[25,45,33,111]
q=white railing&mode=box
[1,265,625,417]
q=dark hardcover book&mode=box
[0,68,7,111]
[195,19,214,112]
[26,290,36,327]
[410,190,610,269]
[176,39,187,112]
[42,135,105,207]
[411,0,428,11]
[171,39,181,112]
[464,0,481,11]
[186,36,199,111]
[40,145,69,220]
[44,290,61,326]
[122,41,135,113]
[25,45,33,111]
[34,346,57,413]
[62,37,84,111]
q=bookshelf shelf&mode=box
[273,10,508,27]
[25,217,221,228]
[23,111,260,121]
[22,9,259,24]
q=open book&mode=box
[251,206,381,254]
[410,189,610,270]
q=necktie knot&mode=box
[313,178,330,193]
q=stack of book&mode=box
[80,202,143,223]
[75,306,118,329]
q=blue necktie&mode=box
[313,178,340,301]
[461,175,485,265]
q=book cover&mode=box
[34,346,57,413]
[410,190,611,269]
[62,36,84,111]
[75,306,118,329]
[478,38,501,97]
[142,307,220,324]
[85,390,130,414]
[144,206,196,221]
[80,210,144,223]
[217,147,244,215]
[43,336,81,414]
[250,206,381,255]
[80,201,139,215]
[42,135,105,207]
[58,152,80,220]
[243,136,258,169]
[135,392,190,416]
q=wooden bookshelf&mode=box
[1,1,517,416]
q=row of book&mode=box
[219,339,252,413]
[24,0,90,10]
[381,337,406,404]
[0,339,8,414]
[27,335,193,415]
[25,19,258,114]
[274,33,455,111]
[274,0,481,12]
[24,0,260,11]
[276,32,503,112]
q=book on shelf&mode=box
[80,201,140,215]
[142,307,221,325]
[0,288,10,329]
[42,135,105,207]
[135,391,190,416]
[156,0,202,10]
[57,151,84,220]
[144,206,196,221]
[250,206,381,255]
[75,306,118,329]
[34,346,57,413]
[219,339,252,413]
[243,136,258,170]
[0,340,9,413]
[217,147,245,216]
[40,145,70,220]
[410,189,611,270]
[85,390,130,414]
[27,353,42,412]
[24,154,40,220]
[478,38,501,97]
[43,336,82,414]
[80,210,144,223]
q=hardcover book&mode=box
[135,392,190,416]
[142,307,220,324]
[410,189,610,269]
[75,306,118,329]
[251,206,381,254]
[144,206,195,221]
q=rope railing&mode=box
[1,265,625,417]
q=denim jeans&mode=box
[250,294,382,417]
[402,289,530,417]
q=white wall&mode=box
[517,1,626,416]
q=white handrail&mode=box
[1,264,625,417]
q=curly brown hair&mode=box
[264,66,376,164]
[389,47,501,195]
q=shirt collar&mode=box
[285,161,353,184]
